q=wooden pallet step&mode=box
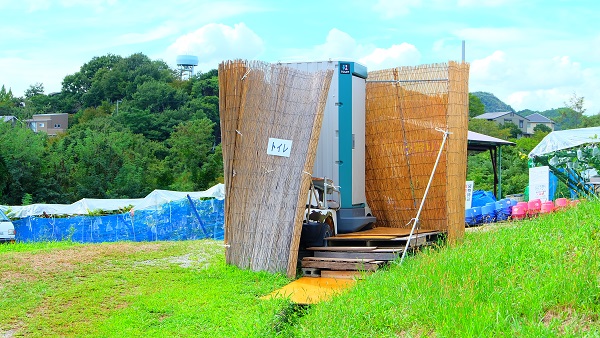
[307,246,403,253]
[325,237,426,248]
[332,228,440,237]
[306,246,378,252]
[313,250,400,261]
[301,257,384,271]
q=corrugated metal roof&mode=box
[473,111,514,120]
[526,113,554,123]
[467,131,515,149]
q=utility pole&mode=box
[116,100,122,115]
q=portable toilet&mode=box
[284,61,376,233]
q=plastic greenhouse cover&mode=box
[0,183,225,219]
[528,127,600,158]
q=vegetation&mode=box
[3,53,600,206]
[2,202,599,336]
[471,91,515,113]
[468,93,485,118]
[0,53,222,205]
[466,92,600,196]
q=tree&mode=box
[131,80,187,114]
[0,85,17,115]
[500,122,522,139]
[43,118,167,201]
[533,124,552,133]
[0,155,9,203]
[24,83,45,98]
[0,122,46,204]
[566,92,586,116]
[468,119,510,140]
[580,113,600,128]
[166,118,217,191]
[469,93,485,118]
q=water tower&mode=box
[176,54,199,80]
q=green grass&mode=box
[0,240,290,337]
[284,202,600,337]
[1,202,599,337]
[0,240,81,253]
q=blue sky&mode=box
[1,0,599,113]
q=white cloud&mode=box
[312,29,362,60]
[372,0,514,18]
[279,29,421,71]
[165,23,264,71]
[60,0,117,13]
[457,0,515,7]
[455,27,528,45]
[372,0,421,18]
[25,0,51,11]
[470,50,507,82]
[469,50,600,114]
[0,57,78,97]
[359,43,421,70]
[115,23,180,46]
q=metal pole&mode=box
[462,40,466,62]
[498,146,503,198]
[399,128,451,264]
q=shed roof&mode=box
[467,130,515,151]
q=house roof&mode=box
[473,111,526,120]
[526,113,554,124]
[2,116,17,122]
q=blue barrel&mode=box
[472,206,483,224]
[496,199,511,221]
[481,204,495,223]
[465,208,476,226]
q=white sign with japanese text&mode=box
[529,166,550,202]
[267,138,292,157]
[465,181,474,209]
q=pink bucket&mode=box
[540,201,555,213]
[511,205,527,220]
[528,199,541,216]
[555,198,569,209]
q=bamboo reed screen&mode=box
[219,60,333,277]
[365,62,469,241]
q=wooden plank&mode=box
[333,227,441,237]
[301,260,383,271]
[325,235,399,240]
[303,257,375,263]
[306,246,378,252]
[392,232,441,240]
[313,251,400,261]
[372,248,403,253]
[320,270,372,280]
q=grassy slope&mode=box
[288,202,600,337]
[1,202,599,337]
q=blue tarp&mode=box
[471,190,497,207]
[14,198,224,243]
